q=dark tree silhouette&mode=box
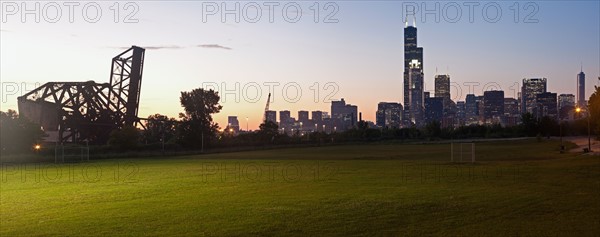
[143,114,177,144]
[258,121,279,143]
[178,88,222,148]
[0,110,44,155]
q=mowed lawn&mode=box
[1,140,599,236]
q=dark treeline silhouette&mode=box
[2,81,599,157]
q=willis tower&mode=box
[403,19,424,126]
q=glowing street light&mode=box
[34,144,41,150]
[575,107,592,152]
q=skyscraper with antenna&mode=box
[577,65,586,108]
[403,16,424,126]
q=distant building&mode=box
[424,97,443,123]
[265,110,277,124]
[298,111,309,124]
[535,92,558,120]
[331,98,358,131]
[482,90,504,124]
[228,116,240,133]
[279,110,292,133]
[311,111,324,122]
[376,102,403,129]
[503,98,520,126]
[558,94,575,109]
[558,94,576,120]
[521,78,547,115]
[456,101,466,126]
[503,98,519,117]
[577,70,586,107]
[434,74,452,112]
[465,94,478,125]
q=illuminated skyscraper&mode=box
[521,78,547,115]
[403,22,424,126]
[434,74,451,106]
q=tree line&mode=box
[2,83,600,155]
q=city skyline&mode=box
[1,1,599,130]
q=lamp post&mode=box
[34,144,41,155]
[246,117,248,132]
[576,107,592,152]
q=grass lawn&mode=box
[1,139,599,236]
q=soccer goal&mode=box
[450,142,475,163]
[55,143,90,163]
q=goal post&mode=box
[450,142,475,163]
[55,143,90,163]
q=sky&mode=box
[1,1,599,130]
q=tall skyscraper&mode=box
[521,78,547,115]
[403,22,424,126]
[376,102,403,128]
[434,74,451,105]
[577,70,586,107]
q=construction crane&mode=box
[262,93,271,123]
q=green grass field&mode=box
[1,139,599,236]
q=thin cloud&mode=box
[196,44,232,50]
[144,45,183,50]
[108,44,232,51]
[108,45,183,50]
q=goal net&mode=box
[55,143,90,163]
[450,142,475,163]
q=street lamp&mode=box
[246,117,249,131]
[575,107,592,152]
[34,144,41,155]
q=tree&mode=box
[424,120,442,139]
[588,77,600,138]
[520,113,539,136]
[142,114,177,144]
[258,121,279,143]
[177,88,222,148]
[108,126,140,150]
[0,110,44,155]
[538,116,558,137]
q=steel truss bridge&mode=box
[18,46,146,144]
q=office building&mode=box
[521,78,547,115]
[535,92,558,120]
[376,102,403,129]
[482,90,504,124]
